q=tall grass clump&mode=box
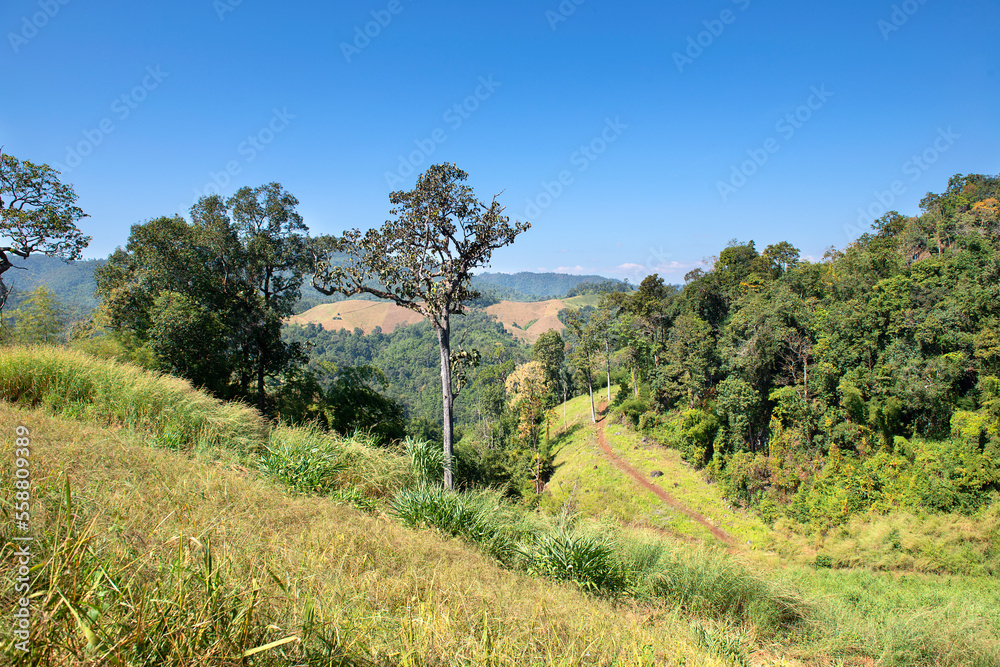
[520,528,626,594]
[0,345,265,455]
[262,425,410,498]
[405,436,444,486]
[621,536,807,632]
[390,485,526,564]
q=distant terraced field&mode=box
[485,300,566,343]
[289,296,598,343]
[287,301,424,333]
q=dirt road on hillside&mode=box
[594,409,735,546]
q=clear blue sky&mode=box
[3,0,998,282]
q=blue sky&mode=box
[3,0,998,281]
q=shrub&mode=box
[621,537,807,632]
[613,397,652,427]
[405,436,444,486]
[520,529,626,594]
[261,425,409,498]
[389,485,524,564]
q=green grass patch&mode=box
[0,344,266,456]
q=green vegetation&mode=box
[95,184,310,414]
[4,344,1000,665]
[0,151,91,314]
[570,174,1000,545]
[312,163,531,489]
[0,255,102,319]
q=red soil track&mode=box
[593,409,735,546]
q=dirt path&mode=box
[593,406,735,546]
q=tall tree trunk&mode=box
[436,318,455,490]
[257,340,266,414]
[587,368,596,423]
[605,340,612,403]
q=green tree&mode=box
[6,285,68,345]
[222,184,310,411]
[565,309,599,423]
[311,164,529,489]
[147,291,228,393]
[655,312,714,409]
[505,360,553,493]
[323,365,407,444]
[0,152,90,313]
[531,329,565,406]
[95,184,310,411]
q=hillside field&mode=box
[289,296,601,343]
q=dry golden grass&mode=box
[485,300,567,343]
[0,402,738,666]
[288,301,424,334]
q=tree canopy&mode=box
[95,184,310,412]
[0,151,90,312]
[312,163,530,489]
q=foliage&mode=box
[546,172,1000,531]
[322,364,407,444]
[521,528,625,593]
[0,151,90,312]
[312,163,530,489]
[95,184,310,413]
[259,425,409,497]
[282,308,529,431]
[3,285,68,345]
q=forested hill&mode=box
[0,253,615,316]
[620,173,1000,526]
[2,255,103,318]
[472,272,627,300]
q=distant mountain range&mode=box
[1,255,626,319]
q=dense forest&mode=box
[4,169,999,525]
[282,310,529,435]
[567,173,1000,529]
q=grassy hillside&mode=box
[288,301,425,334]
[3,346,999,666]
[541,394,1000,666]
[0,346,781,666]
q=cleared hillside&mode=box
[291,298,578,343]
[485,299,568,343]
[287,300,424,333]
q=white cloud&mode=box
[555,265,588,275]
[647,260,703,277]
[615,262,645,272]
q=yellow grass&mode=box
[485,299,567,343]
[287,301,424,334]
[0,401,738,666]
